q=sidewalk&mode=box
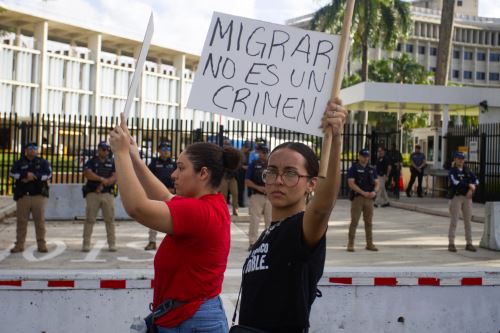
[0,196,15,221]
[0,193,488,224]
[389,195,485,223]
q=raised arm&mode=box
[120,113,174,201]
[303,98,347,248]
[110,118,173,234]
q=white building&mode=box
[0,2,216,126]
[287,0,500,88]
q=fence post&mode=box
[218,124,224,146]
[479,132,486,203]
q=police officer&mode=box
[82,141,117,252]
[374,146,391,208]
[406,144,427,197]
[245,143,272,251]
[347,149,380,252]
[144,141,176,251]
[447,152,479,252]
[387,143,403,199]
[9,142,52,253]
[220,139,240,216]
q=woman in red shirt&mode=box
[109,114,240,332]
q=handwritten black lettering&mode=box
[291,34,311,64]
[202,53,236,79]
[209,17,234,51]
[308,71,326,92]
[212,85,232,109]
[313,40,334,69]
[268,30,290,61]
[245,63,280,87]
[290,69,305,88]
[246,26,266,58]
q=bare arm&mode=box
[245,179,266,194]
[83,168,104,182]
[110,124,173,234]
[131,153,173,201]
[303,99,347,248]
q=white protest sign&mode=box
[187,12,341,137]
[123,12,154,118]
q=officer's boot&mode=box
[365,223,378,251]
[37,240,48,253]
[106,222,117,252]
[347,225,356,252]
[82,222,93,252]
[10,242,24,253]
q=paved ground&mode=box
[1,199,499,294]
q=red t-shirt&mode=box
[153,193,230,328]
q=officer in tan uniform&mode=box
[82,141,117,252]
[9,142,52,253]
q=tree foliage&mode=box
[310,0,412,81]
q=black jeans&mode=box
[407,169,424,196]
[388,167,400,196]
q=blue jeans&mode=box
[157,296,228,333]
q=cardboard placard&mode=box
[187,12,341,137]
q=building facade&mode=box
[287,0,500,88]
[0,3,214,125]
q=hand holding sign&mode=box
[320,98,347,137]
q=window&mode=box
[490,53,500,62]
[452,70,460,78]
[405,44,414,53]
[463,51,473,60]
[463,71,472,79]
[430,67,436,72]
[418,46,426,54]
[396,43,402,52]
[457,0,463,6]
[430,47,437,56]
[477,52,486,61]
[489,72,500,81]
[453,50,460,59]
[476,72,485,80]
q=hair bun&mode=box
[222,146,242,171]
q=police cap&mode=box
[24,142,38,150]
[358,148,370,157]
[454,151,465,159]
[256,144,269,153]
[98,141,110,150]
[158,141,172,151]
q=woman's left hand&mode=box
[320,97,348,136]
[109,124,130,155]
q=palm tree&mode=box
[310,0,411,81]
[435,0,456,86]
[390,53,433,84]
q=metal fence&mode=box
[1,112,372,196]
[446,123,500,203]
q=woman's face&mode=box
[265,148,316,210]
[171,152,205,197]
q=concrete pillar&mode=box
[88,34,102,117]
[173,54,185,120]
[440,104,449,168]
[34,21,48,116]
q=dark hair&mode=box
[269,142,319,177]
[184,142,241,188]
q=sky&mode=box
[3,0,500,55]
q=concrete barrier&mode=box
[1,268,500,333]
[45,184,130,220]
[480,202,500,250]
